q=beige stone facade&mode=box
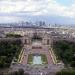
[22,30,52,46]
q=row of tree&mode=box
[6,33,22,38]
[56,69,75,75]
[0,40,22,68]
[53,40,75,67]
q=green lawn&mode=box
[41,54,48,64]
[27,54,33,64]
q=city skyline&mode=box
[0,0,75,25]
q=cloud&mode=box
[0,0,75,18]
[0,16,24,23]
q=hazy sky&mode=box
[0,0,75,24]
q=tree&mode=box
[56,70,75,75]
[53,41,75,66]
[71,61,75,67]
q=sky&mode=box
[0,0,75,25]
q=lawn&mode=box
[27,54,33,64]
[41,54,48,64]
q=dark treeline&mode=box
[56,69,75,75]
[0,40,22,68]
[53,40,75,67]
[6,33,22,38]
